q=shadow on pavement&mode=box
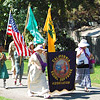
[7,86,27,89]
[48,86,100,100]
[49,91,100,100]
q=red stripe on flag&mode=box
[8,29,11,31]
[12,30,29,56]
[6,12,30,56]
[8,25,11,27]
[7,32,12,35]
[12,30,20,56]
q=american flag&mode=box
[7,12,31,56]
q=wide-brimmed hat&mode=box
[34,45,47,51]
[78,39,89,47]
[29,42,34,47]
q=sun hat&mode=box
[29,42,33,47]
[34,45,47,51]
[78,39,89,47]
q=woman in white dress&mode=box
[27,45,50,99]
[75,39,93,92]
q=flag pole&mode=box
[19,3,30,84]
[22,3,30,39]
[19,3,30,67]
[4,7,12,49]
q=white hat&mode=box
[78,39,89,47]
[29,42,33,46]
[34,45,47,51]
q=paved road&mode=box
[0,71,100,100]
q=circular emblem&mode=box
[53,58,70,79]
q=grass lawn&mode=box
[5,51,28,75]
[5,59,28,75]
[4,52,100,86]
[0,96,12,100]
[90,64,100,86]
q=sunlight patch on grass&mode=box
[0,96,12,100]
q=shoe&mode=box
[14,81,17,85]
[5,86,8,89]
[85,89,90,92]
[3,84,8,89]
[27,90,33,97]
[18,83,23,86]
[44,93,51,99]
[84,87,90,92]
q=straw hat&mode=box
[34,45,47,51]
[78,39,89,47]
[29,42,33,47]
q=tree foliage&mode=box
[0,0,100,50]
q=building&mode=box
[72,26,100,64]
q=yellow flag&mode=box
[43,8,56,52]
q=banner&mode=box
[43,8,56,52]
[47,51,76,92]
[26,6,45,44]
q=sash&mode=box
[80,48,92,69]
[35,53,47,73]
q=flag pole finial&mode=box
[49,4,52,8]
[10,5,13,12]
[29,2,31,7]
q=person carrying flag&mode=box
[14,50,24,85]
[6,11,30,85]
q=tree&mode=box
[0,0,9,31]
[1,0,100,51]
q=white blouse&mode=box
[75,47,91,65]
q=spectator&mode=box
[8,41,16,79]
[75,39,93,92]
[28,42,35,55]
[0,45,9,88]
[28,42,35,73]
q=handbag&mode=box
[83,49,95,66]
[90,59,95,64]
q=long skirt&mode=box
[75,67,91,88]
[28,64,49,95]
[0,63,9,79]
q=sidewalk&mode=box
[0,70,100,100]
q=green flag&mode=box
[26,6,45,44]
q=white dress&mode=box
[75,47,90,65]
[75,47,91,88]
[28,52,49,95]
